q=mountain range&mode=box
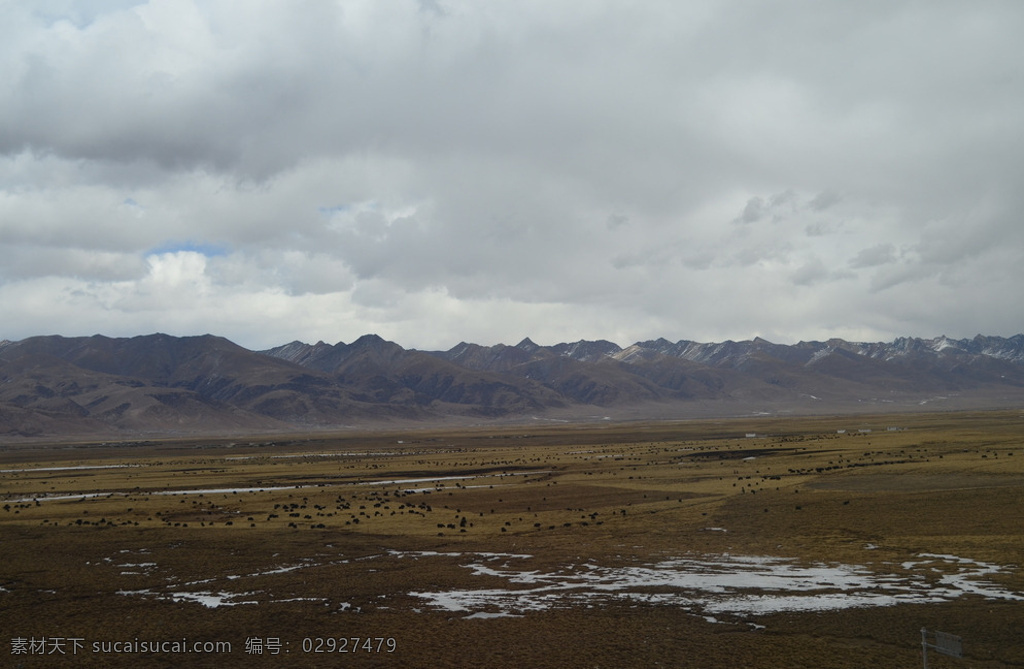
[2,332,1024,440]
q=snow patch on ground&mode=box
[408,552,1023,622]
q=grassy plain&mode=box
[1,409,1022,668]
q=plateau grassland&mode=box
[2,410,1022,667]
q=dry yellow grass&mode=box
[1,409,1022,667]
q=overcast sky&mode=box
[2,1,1022,351]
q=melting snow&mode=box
[409,553,1023,621]
[108,547,1020,622]
[117,588,257,608]
[169,591,258,608]
[465,611,523,619]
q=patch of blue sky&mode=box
[147,240,229,258]
[34,1,144,29]
[318,201,378,217]
[319,204,351,216]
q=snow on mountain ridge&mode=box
[805,346,835,366]
[603,334,1024,367]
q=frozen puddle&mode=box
[10,471,551,504]
[0,464,142,473]
[410,553,1023,621]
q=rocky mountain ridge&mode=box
[2,333,1023,439]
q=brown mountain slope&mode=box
[3,332,1024,440]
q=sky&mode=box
[2,1,1023,351]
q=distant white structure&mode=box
[745,433,757,438]
[858,429,872,434]
[837,429,847,434]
